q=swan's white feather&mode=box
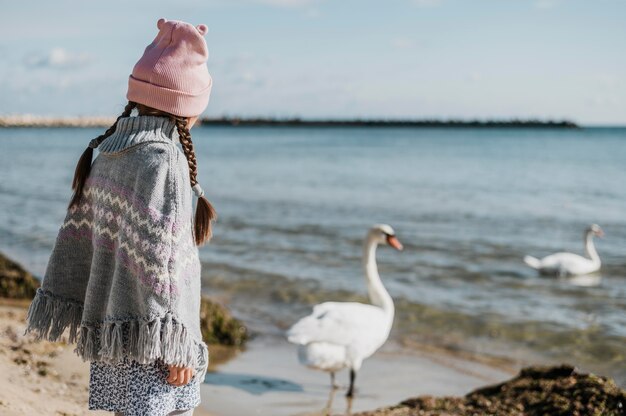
[288,302,388,346]
[533,252,599,275]
[288,301,390,371]
[523,255,541,269]
[297,342,347,372]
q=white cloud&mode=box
[24,48,92,69]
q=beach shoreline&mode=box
[0,297,518,416]
[1,247,623,415]
[199,335,515,416]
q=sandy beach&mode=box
[0,299,213,416]
[199,337,514,416]
[0,298,106,416]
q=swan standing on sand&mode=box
[287,224,402,397]
[524,224,604,276]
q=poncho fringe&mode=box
[26,288,208,379]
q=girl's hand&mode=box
[167,365,195,386]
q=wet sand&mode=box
[200,337,515,416]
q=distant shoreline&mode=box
[198,117,580,129]
[0,115,580,129]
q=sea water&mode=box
[1,126,625,384]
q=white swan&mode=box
[286,224,402,397]
[524,224,604,277]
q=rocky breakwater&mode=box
[0,115,116,128]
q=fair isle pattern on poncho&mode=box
[61,176,197,296]
[25,115,208,380]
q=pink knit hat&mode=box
[127,18,212,117]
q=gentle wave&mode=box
[199,260,626,385]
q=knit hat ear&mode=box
[196,24,208,36]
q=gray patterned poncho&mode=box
[25,115,208,380]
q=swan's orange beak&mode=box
[386,235,403,251]
[596,229,605,238]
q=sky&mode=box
[1,0,625,125]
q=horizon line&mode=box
[1,114,625,129]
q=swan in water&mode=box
[524,224,604,277]
[286,224,402,397]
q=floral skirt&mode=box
[88,357,200,416]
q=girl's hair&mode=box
[69,101,217,245]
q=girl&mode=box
[25,18,215,416]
